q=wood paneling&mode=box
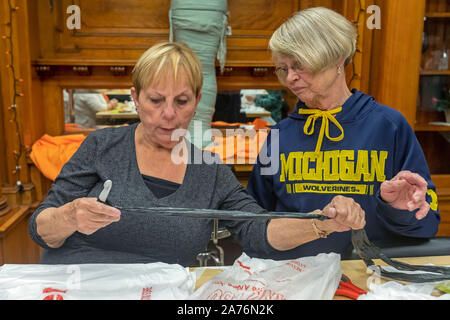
[33,0,302,66]
[0,77,7,186]
[0,0,36,204]
[35,0,170,62]
[32,0,374,70]
[432,175,450,237]
[369,0,426,126]
[0,205,41,265]
[225,0,300,66]
[416,132,450,174]
[426,0,450,12]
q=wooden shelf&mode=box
[433,174,450,192]
[415,122,450,131]
[425,12,450,18]
[32,59,137,66]
[415,110,450,130]
[413,2,450,236]
[418,5,450,132]
[233,164,254,173]
[0,205,41,265]
[420,70,450,76]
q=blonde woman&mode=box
[29,41,364,265]
[247,7,440,259]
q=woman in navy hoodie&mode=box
[247,7,440,259]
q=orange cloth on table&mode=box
[210,121,242,127]
[64,123,96,133]
[211,118,270,129]
[207,119,270,163]
[252,118,270,130]
[30,134,86,181]
[204,130,269,164]
[32,118,270,181]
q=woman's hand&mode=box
[267,195,365,251]
[71,197,121,235]
[36,198,121,248]
[316,195,366,233]
[380,170,429,220]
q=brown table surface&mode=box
[96,110,139,119]
[192,255,450,299]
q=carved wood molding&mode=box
[2,183,35,206]
[33,63,133,77]
[252,67,269,77]
[0,196,10,217]
[72,66,91,76]
[0,196,8,210]
[222,67,234,76]
[110,66,127,76]
[35,65,53,77]
[33,64,277,79]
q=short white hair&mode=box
[269,7,357,74]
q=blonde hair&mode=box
[132,41,203,96]
[269,7,357,74]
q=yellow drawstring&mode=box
[298,107,344,154]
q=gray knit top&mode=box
[28,123,277,266]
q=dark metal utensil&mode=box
[352,229,450,283]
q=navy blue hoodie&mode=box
[247,89,440,259]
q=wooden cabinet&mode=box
[32,0,301,65]
[416,0,450,155]
[0,205,41,265]
[416,0,450,236]
[364,0,450,236]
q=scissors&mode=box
[335,274,367,300]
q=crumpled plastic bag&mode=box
[0,263,196,300]
[359,264,450,300]
[358,281,450,300]
[189,252,341,300]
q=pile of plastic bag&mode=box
[0,253,341,300]
[190,253,341,300]
[0,263,195,300]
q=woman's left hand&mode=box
[380,170,430,220]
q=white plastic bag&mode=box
[189,252,341,300]
[358,264,450,300]
[0,263,196,300]
[358,281,450,300]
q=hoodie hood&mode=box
[288,89,375,123]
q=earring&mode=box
[337,67,342,75]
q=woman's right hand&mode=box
[70,198,121,235]
[315,195,366,234]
